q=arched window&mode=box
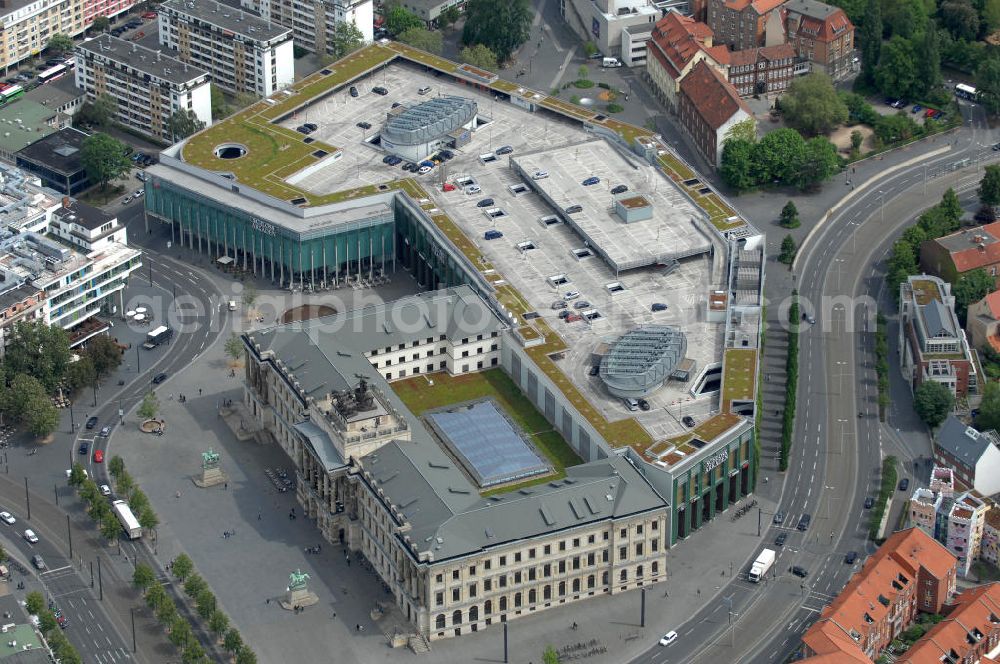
[514,592,522,608]
[572,578,580,593]
[484,599,492,615]
[620,569,627,582]
[637,564,644,578]
[543,585,551,600]
[602,571,609,585]
[436,614,446,630]
[499,596,508,612]
[652,561,659,576]
[452,609,462,626]
[558,581,566,596]
[529,589,536,604]
[587,575,595,589]
[469,605,479,622]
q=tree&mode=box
[101,512,121,542]
[139,506,159,531]
[981,165,1000,208]
[109,455,125,479]
[145,583,169,612]
[236,648,258,664]
[132,563,155,592]
[779,73,848,136]
[976,381,1000,431]
[440,5,461,27]
[984,0,1000,33]
[795,137,840,190]
[27,399,59,438]
[719,138,756,191]
[577,64,589,80]
[234,92,259,110]
[69,462,87,488]
[914,381,954,428]
[3,373,48,426]
[916,27,941,97]
[65,355,97,392]
[977,57,1000,116]
[24,591,44,616]
[860,0,882,84]
[751,128,806,185]
[116,471,134,498]
[128,488,149,513]
[75,94,118,129]
[182,642,207,664]
[386,6,423,34]
[88,494,110,521]
[460,44,498,72]
[210,84,229,119]
[876,36,918,99]
[46,33,74,55]
[91,16,110,33]
[779,235,797,264]
[156,598,177,625]
[940,188,963,225]
[4,320,70,392]
[850,130,864,152]
[84,335,122,380]
[397,27,443,54]
[224,334,244,361]
[941,0,980,40]
[780,201,801,228]
[172,553,194,582]
[462,0,532,63]
[543,645,560,664]
[330,20,364,59]
[0,545,6,563]
[209,609,229,636]
[954,268,993,323]
[167,110,205,141]
[39,610,58,634]
[137,392,159,420]
[883,0,929,38]
[169,616,193,648]
[184,574,207,599]
[81,133,132,192]
[723,117,757,145]
[196,588,217,620]
[223,628,244,654]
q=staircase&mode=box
[408,633,431,654]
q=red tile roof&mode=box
[942,222,1000,272]
[723,0,785,13]
[896,583,1000,664]
[648,13,715,80]
[784,2,854,42]
[980,290,1000,320]
[723,43,797,67]
[679,60,752,129]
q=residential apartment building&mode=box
[159,0,294,98]
[896,584,1000,664]
[75,35,211,142]
[799,528,958,662]
[706,0,784,51]
[941,492,989,578]
[240,287,669,641]
[714,42,796,96]
[968,291,1000,355]
[898,275,980,401]
[911,487,940,538]
[677,59,754,167]
[0,0,137,72]
[921,222,1000,287]
[933,416,1000,497]
[782,0,855,80]
[981,509,1000,567]
[646,12,719,112]
[239,0,373,59]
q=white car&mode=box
[23,529,38,544]
[122,195,132,205]
[532,170,549,180]
[659,631,678,646]
[99,484,112,496]
[0,511,14,525]
[563,291,580,301]
[418,166,432,175]
[464,184,481,194]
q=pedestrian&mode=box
[332,611,336,619]
[224,482,228,490]
[258,512,261,521]
[266,598,270,604]
[697,588,700,595]
[199,388,202,396]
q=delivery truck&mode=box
[111,500,142,539]
[142,325,172,349]
[748,548,775,582]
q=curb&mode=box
[792,145,952,271]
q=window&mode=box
[652,561,659,575]
[514,592,522,608]
[529,548,536,559]
[573,538,580,548]
[514,571,522,583]
[529,568,536,581]
[436,592,444,606]
[528,588,536,604]
[452,588,460,602]
[544,545,551,555]
[558,561,566,574]
[559,541,566,552]
[572,557,580,570]
[515,552,522,563]
[620,569,628,582]
[559,581,566,596]
[587,552,595,566]
[500,556,507,567]
[469,583,477,598]
[485,560,492,570]
[620,528,626,539]
[588,534,595,544]
[544,564,551,578]
[436,574,443,583]
[470,565,477,576]
[588,574,595,589]
[453,609,462,625]
[636,543,644,556]
[436,614,446,630]
[544,585,552,600]
[453,570,460,580]
[619,547,627,560]
[636,524,643,535]
[637,564,644,578]
[572,578,580,593]
[485,600,493,615]
[652,539,659,552]
[499,575,507,588]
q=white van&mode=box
[418,86,432,95]
[602,57,622,68]
[228,300,237,311]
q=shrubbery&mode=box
[869,456,898,541]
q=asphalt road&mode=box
[624,101,997,664]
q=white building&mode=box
[159,0,295,98]
[75,36,212,142]
[560,0,659,60]
[238,0,372,60]
[933,415,1000,497]
[942,492,989,578]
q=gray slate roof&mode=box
[936,415,1000,469]
[921,300,956,338]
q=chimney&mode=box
[61,196,70,209]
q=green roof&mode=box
[0,100,58,156]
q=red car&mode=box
[924,108,938,118]
[93,450,104,463]
[442,183,457,192]
[141,11,157,19]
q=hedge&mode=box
[780,292,800,471]
[869,456,898,541]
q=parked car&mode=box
[574,301,591,309]
[349,86,359,97]
[477,198,495,208]
[465,184,481,194]
[623,398,639,411]
[582,176,600,186]
[638,399,651,411]
[563,291,580,300]
[532,171,549,180]
[295,125,312,134]
[589,365,600,376]
[85,416,98,429]
[356,121,371,129]
[122,195,132,205]
[303,123,317,132]
[791,565,809,578]
[558,310,571,319]
[0,511,14,525]
[78,441,89,455]
[565,313,582,322]
[651,303,668,312]
[911,104,923,114]
[565,204,583,214]
[495,145,514,155]
[372,86,388,95]
[552,301,568,310]
[898,478,910,491]
[418,166,432,174]
[611,184,628,194]
[845,551,859,564]
[682,415,696,427]
[141,11,158,18]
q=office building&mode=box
[75,35,211,141]
[560,0,659,60]
[0,99,71,163]
[15,127,90,195]
[159,0,294,97]
[238,0,372,59]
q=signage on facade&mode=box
[250,217,277,236]
[703,448,729,472]
[592,17,600,39]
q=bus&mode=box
[956,83,977,100]
[0,85,24,107]
[142,325,173,349]
[38,63,67,84]
[111,500,142,539]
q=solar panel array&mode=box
[428,400,550,488]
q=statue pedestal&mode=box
[193,466,226,488]
[280,587,319,611]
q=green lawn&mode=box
[391,370,583,494]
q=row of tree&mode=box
[24,590,83,663]
[868,456,898,541]
[720,127,840,193]
[70,457,159,535]
[779,293,801,472]
[133,553,256,664]
[875,313,890,419]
